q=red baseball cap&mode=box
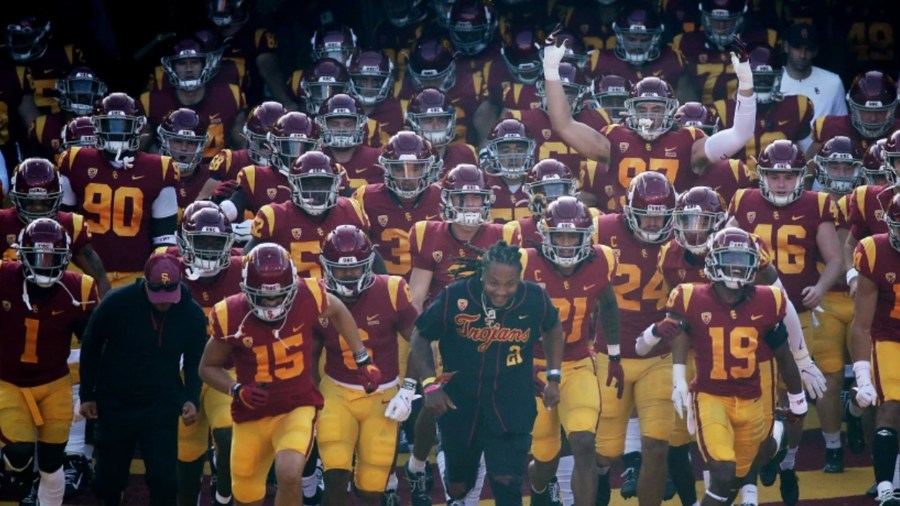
[144,253,182,304]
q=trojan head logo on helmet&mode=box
[288,150,342,215]
[524,159,577,215]
[538,196,595,268]
[56,67,108,116]
[862,138,889,186]
[243,101,288,166]
[267,112,320,177]
[885,193,900,253]
[814,135,864,194]
[310,24,358,64]
[407,34,457,93]
[157,108,210,176]
[882,130,900,188]
[10,158,63,224]
[379,131,439,199]
[756,139,807,206]
[501,26,542,85]
[447,0,497,56]
[536,62,588,114]
[699,0,747,50]
[673,186,727,255]
[300,58,351,115]
[91,92,146,158]
[347,49,396,106]
[178,202,234,277]
[440,164,494,226]
[161,35,223,91]
[315,93,367,149]
[847,70,899,139]
[747,44,782,104]
[15,217,72,288]
[406,87,457,147]
[241,243,298,322]
[624,171,676,244]
[590,75,630,123]
[625,77,679,140]
[5,14,51,62]
[674,101,722,136]
[483,118,535,180]
[704,227,760,289]
[320,224,376,298]
[61,117,97,150]
[612,3,664,65]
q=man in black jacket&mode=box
[79,253,207,506]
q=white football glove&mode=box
[232,219,253,243]
[672,364,691,425]
[853,361,878,408]
[384,379,421,422]
[794,352,827,400]
[730,51,753,91]
[542,30,567,81]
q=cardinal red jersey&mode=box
[505,107,611,178]
[602,123,705,199]
[486,175,531,224]
[813,115,900,153]
[0,261,98,387]
[145,59,248,94]
[593,213,669,358]
[587,47,686,85]
[714,96,814,170]
[833,2,899,81]
[520,245,617,361]
[26,112,67,162]
[436,143,479,180]
[58,147,179,273]
[352,183,442,278]
[177,163,212,211]
[854,234,900,342]
[688,158,758,205]
[657,236,772,293]
[208,279,327,423]
[235,164,291,215]
[396,70,485,145]
[848,184,893,240]
[323,145,383,191]
[178,256,244,315]
[367,98,406,146]
[409,221,521,305]
[209,147,254,182]
[671,29,778,104]
[667,282,788,398]
[728,189,837,307]
[251,197,370,278]
[140,83,247,161]
[0,209,92,261]
[578,159,622,214]
[18,43,85,114]
[221,26,278,104]
[0,66,34,164]
[315,275,418,384]
[478,57,540,112]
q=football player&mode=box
[314,225,419,506]
[208,101,286,184]
[58,93,180,288]
[245,150,370,278]
[347,49,406,145]
[521,197,621,506]
[1,158,111,296]
[156,108,217,210]
[406,87,479,179]
[482,118,536,223]
[0,218,99,506]
[317,94,383,191]
[850,192,900,506]
[513,159,581,249]
[201,242,379,506]
[665,227,807,506]
[146,28,246,95]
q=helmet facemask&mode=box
[539,224,594,267]
[381,155,435,199]
[485,137,535,180]
[17,240,71,288]
[289,173,341,215]
[673,209,725,254]
[625,97,678,141]
[758,167,806,206]
[321,253,375,297]
[440,188,493,226]
[704,242,758,289]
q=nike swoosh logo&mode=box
[425,215,439,220]
[665,146,676,152]
[132,175,145,180]
[518,315,528,320]
[583,284,596,291]
[791,215,805,221]
[751,315,763,321]
[293,324,304,332]
[367,314,379,322]
[778,120,789,126]
[52,310,65,316]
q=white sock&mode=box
[702,469,710,490]
[386,473,398,491]
[408,455,427,474]
[624,417,641,454]
[740,483,758,505]
[38,467,65,506]
[215,491,232,504]
[556,455,574,506]
[772,421,785,452]
[779,447,798,471]
[302,462,320,498]
[823,431,842,449]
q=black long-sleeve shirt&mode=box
[79,279,206,408]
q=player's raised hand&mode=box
[729,35,753,91]
[542,24,568,81]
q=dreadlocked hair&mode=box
[447,241,522,280]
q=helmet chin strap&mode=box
[22,277,95,311]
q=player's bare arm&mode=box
[199,337,237,395]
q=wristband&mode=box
[401,378,417,390]
[230,383,242,398]
[354,349,370,364]
[546,368,562,383]
[607,344,621,357]
[846,267,859,285]
[421,377,437,388]
[787,391,808,415]
[423,383,442,395]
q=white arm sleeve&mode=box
[704,93,757,162]
[152,186,178,218]
[772,276,808,358]
[60,174,77,206]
